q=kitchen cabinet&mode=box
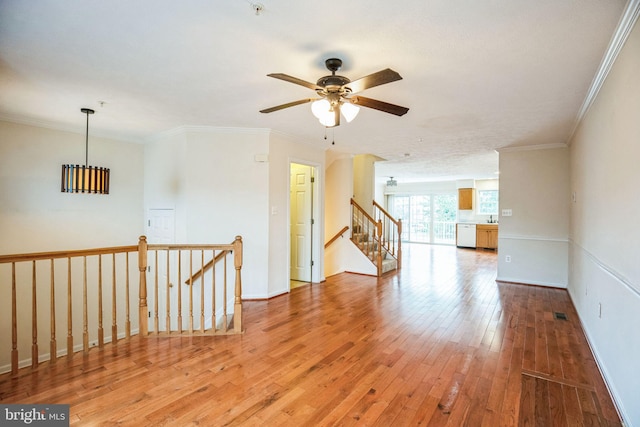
[476,224,498,249]
[458,188,473,210]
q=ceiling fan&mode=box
[260,58,409,127]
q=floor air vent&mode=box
[554,312,568,320]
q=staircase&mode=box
[350,199,401,276]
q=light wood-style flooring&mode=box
[0,244,621,425]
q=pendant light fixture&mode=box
[61,108,110,194]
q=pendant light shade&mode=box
[61,108,110,194]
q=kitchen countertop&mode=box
[457,222,499,225]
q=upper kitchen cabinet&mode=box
[458,188,473,210]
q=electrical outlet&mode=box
[505,255,511,263]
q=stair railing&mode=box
[0,235,243,377]
[139,236,243,337]
[373,200,402,269]
[350,199,383,276]
[324,226,349,249]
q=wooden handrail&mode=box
[325,226,349,248]
[184,249,231,284]
[373,200,400,227]
[0,245,138,264]
[350,198,377,224]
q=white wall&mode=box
[0,120,144,371]
[497,146,569,287]
[353,154,381,215]
[324,154,352,276]
[144,127,271,299]
[568,18,640,426]
[0,120,144,252]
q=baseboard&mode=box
[495,276,566,289]
[566,291,628,426]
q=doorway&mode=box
[290,163,315,288]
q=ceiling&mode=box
[0,0,627,183]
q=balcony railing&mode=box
[0,235,243,376]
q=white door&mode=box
[290,164,313,282]
[147,209,175,331]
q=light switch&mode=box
[501,209,512,217]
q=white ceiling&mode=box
[0,0,627,183]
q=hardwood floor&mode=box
[0,244,621,426]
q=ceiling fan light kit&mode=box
[260,58,409,128]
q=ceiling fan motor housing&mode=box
[317,75,351,91]
[318,58,352,94]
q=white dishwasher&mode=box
[456,223,476,248]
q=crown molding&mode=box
[145,125,272,143]
[0,113,143,144]
[497,143,567,153]
[567,0,640,144]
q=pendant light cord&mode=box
[81,107,94,167]
[85,110,89,167]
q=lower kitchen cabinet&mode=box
[476,224,498,249]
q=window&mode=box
[388,193,457,244]
[477,190,499,215]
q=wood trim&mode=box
[0,246,138,264]
[350,198,377,224]
[148,243,235,251]
[184,249,230,285]
[325,226,349,248]
[372,200,400,226]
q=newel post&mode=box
[376,220,383,277]
[138,236,148,337]
[233,235,243,333]
[397,219,402,269]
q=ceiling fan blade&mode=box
[344,69,403,94]
[260,98,316,113]
[350,96,409,116]
[266,73,322,91]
